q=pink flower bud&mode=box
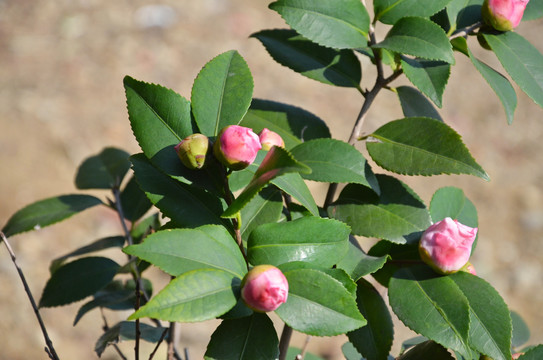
[419,217,478,275]
[174,133,209,170]
[241,265,288,312]
[512,353,524,359]
[482,0,529,31]
[213,125,262,170]
[461,262,477,276]
[258,128,285,151]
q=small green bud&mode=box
[174,133,209,170]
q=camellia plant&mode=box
[3,0,543,359]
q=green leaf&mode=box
[468,48,517,124]
[511,311,530,348]
[129,268,240,322]
[322,268,357,298]
[269,0,370,49]
[447,0,483,31]
[368,241,420,287]
[2,194,103,237]
[400,57,450,108]
[222,146,310,218]
[252,29,361,87]
[120,175,153,222]
[287,347,325,360]
[271,172,319,216]
[275,268,366,336]
[483,31,543,109]
[124,225,247,279]
[367,117,489,180]
[398,340,455,359]
[517,345,543,359]
[131,154,227,228]
[374,0,453,25]
[396,86,443,121]
[348,279,394,360]
[337,241,389,281]
[429,187,478,228]
[248,216,350,267]
[290,138,372,186]
[95,321,166,357]
[373,17,455,64]
[75,147,131,189]
[389,266,472,359]
[240,99,331,151]
[191,50,253,136]
[240,186,283,244]
[328,175,431,244]
[205,313,279,360]
[523,0,543,21]
[39,257,120,307]
[449,272,512,360]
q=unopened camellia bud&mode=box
[419,217,478,275]
[241,265,288,312]
[461,262,477,276]
[213,125,262,170]
[174,133,209,170]
[482,0,530,32]
[258,128,285,151]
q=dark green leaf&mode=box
[367,117,489,180]
[271,172,319,216]
[446,0,483,32]
[342,342,364,360]
[129,268,240,322]
[368,241,421,287]
[400,57,450,108]
[337,241,388,281]
[374,0,454,25]
[205,313,279,360]
[2,194,103,237]
[275,268,366,336]
[348,279,394,360]
[222,146,310,218]
[517,345,543,359]
[131,154,227,228]
[95,321,166,357]
[401,336,428,352]
[468,48,517,124]
[269,0,370,49]
[389,266,472,359]
[191,50,253,136]
[322,268,357,298]
[511,311,530,348]
[240,186,283,244]
[373,17,454,64]
[396,86,443,121]
[248,216,350,267]
[124,225,247,279]
[290,138,371,186]
[39,257,120,307]
[120,175,153,221]
[398,340,455,359]
[483,31,543,108]
[75,147,131,189]
[429,187,478,228]
[523,0,543,21]
[252,29,361,87]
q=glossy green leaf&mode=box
[271,172,319,216]
[129,268,240,322]
[523,0,543,21]
[367,117,489,180]
[191,50,253,136]
[511,311,531,348]
[450,272,512,360]
[483,31,543,108]
[368,241,421,287]
[429,187,478,228]
[95,321,166,357]
[39,257,120,307]
[328,175,431,244]
[240,99,331,151]
[322,268,357,298]
[275,268,366,336]
[2,194,103,237]
[396,86,443,121]
[398,340,455,359]
[252,29,361,87]
[269,0,370,49]
[75,147,131,189]
[400,57,450,108]
[290,138,371,186]
[468,48,517,124]
[374,0,453,25]
[446,0,483,33]
[248,216,350,267]
[389,266,472,359]
[205,313,279,360]
[222,146,310,218]
[131,154,226,228]
[336,241,388,281]
[348,279,393,360]
[124,225,247,279]
[120,175,153,221]
[517,345,543,359]
[240,186,283,244]
[373,17,454,64]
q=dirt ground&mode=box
[1,1,542,359]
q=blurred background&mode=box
[1,0,542,359]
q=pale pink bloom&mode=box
[241,265,288,312]
[483,0,530,31]
[258,128,285,151]
[213,125,262,170]
[419,217,478,274]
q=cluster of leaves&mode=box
[3,0,543,359]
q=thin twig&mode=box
[298,335,312,360]
[148,327,169,360]
[449,21,483,40]
[1,231,60,360]
[167,322,176,360]
[278,324,294,360]
[100,309,128,360]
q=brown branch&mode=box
[278,324,294,360]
